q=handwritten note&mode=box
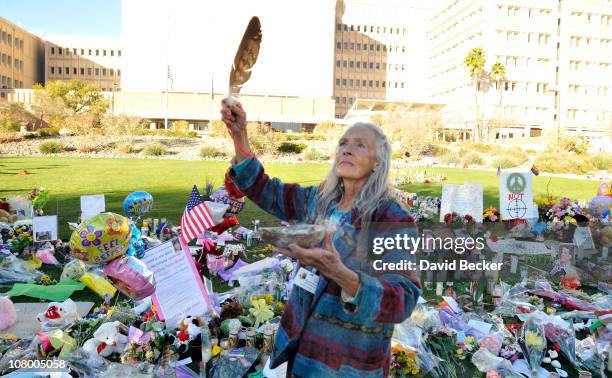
[141,238,211,329]
[440,183,483,223]
[80,194,105,221]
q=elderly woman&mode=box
[221,100,420,377]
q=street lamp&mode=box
[547,86,560,143]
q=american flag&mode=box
[167,65,174,90]
[179,185,215,245]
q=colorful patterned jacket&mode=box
[229,157,421,377]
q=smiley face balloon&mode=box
[70,213,131,264]
[123,191,154,219]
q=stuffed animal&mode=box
[0,209,17,224]
[0,296,17,331]
[176,316,204,361]
[36,298,79,327]
[82,321,128,357]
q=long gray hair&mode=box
[314,122,393,262]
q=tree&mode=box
[464,47,486,141]
[31,84,68,125]
[45,80,109,116]
[489,61,506,141]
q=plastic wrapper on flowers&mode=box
[64,349,160,378]
[575,336,607,374]
[471,348,524,378]
[542,316,578,368]
[0,339,34,375]
[519,318,547,377]
[0,254,42,284]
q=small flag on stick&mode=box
[496,166,501,177]
[531,164,540,176]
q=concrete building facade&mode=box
[44,35,122,92]
[0,16,45,93]
[427,0,612,141]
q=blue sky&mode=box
[1,0,121,36]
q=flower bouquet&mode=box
[483,207,500,223]
[423,327,462,378]
[390,341,420,377]
[519,318,547,377]
[443,212,463,229]
[542,318,577,368]
[546,198,590,241]
[29,188,49,216]
[120,321,175,365]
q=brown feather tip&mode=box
[229,16,262,94]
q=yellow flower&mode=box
[249,299,274,328]
[464,336,475,345]
[145,350,154,361]
[456,348,464,355]
[525,331,545,349]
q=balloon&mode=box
[126,223,146,259]
[70,213,131,265]
[210,187,245,215]
[597,183,612,197]
[588,195,612,218]
[123,191,154,218]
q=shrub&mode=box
[464,152,484,166]
[465,142,493,153]
[115,141,136,154]
[559,136,589,154]
[439,152,461,165]
[590,153,612,171]
[303,147,329,161]
[490,156,520,169]
[535,155,595,174]
[172,120,189,131]
[285,133,327,141]
[38,140,65,153]
[133,129,197,138]
[199,145,227,158]
[313,121,339,135]
[38,127,60,137]
[422,144,450,156]
[277,142,307,154]
[248,122,281,155]
[0,132,21,143]
[23,133,38,139]
[210,120,229,138]
[0,119,20,132]
[142,143,167,156]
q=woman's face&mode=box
[335,126,378,181]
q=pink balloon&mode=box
[36,249,61,265]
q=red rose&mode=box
[178,332,189,342]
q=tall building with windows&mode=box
[0,16,44,92]
[333,0,429,117]
[428,0,612,141]
[44,36,122,91]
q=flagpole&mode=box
[165,66,169,130]
[209,75,214,131]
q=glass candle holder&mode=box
[220,338,230,357]
[245,327,256,348]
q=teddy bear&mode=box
[36,298,79,328]
[82,321,129,357]
[176,316,204,361]
[0,209,17,224]
[0,296,17,331]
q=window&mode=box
[50,66,55,74]
[96,49,99,56]
[349,61,354,68]
[369,80,373,87]
[376,44,380,51]
[88,68,92,76]
[349,79,353,87]
[401,82,404,88]
[370,44,374,51]
[343,24,348,31]
[7,34,11,44]
[369,62,374,69]
[375,81,379,87]
[362,80,366,86]
[103,50,107,56]
[19,40,23,49]
[356,80,360,87]
[337,24,342,31]
[118,50,121,57]
[81,49,84,55]
[342,97,347,104]
[58,47,62,55]
[342,79,347,86]
[349,97,354,104]
[356,61,360,69]
[51,47,55,55]
[1,31,5,42]
[95,68,100,76]
[336,42,341,49]
[376,62,380,70]
[343,42,348,49]
[73,48,77,54]
[335,78,340,86]
[342,60,347,68]
[81,68,85,75]
[335,97,340,104]
[382,81,385,88]
[336,60,340,67]
[88,49,92,55]
[65,67,69,74]
[73,67,77,75]
[350,43,354,50]
[117,69,121,76]
[356,43,361,51]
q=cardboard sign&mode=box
[499,172,536,220]
[141,238,211,329]
[32,215,58,242]
[80,194,105,221]
[440,183,484,223]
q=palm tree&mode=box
[464,47,486,141]
[489,61,506,141]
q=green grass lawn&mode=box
[0,156,601,239]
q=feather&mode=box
[227,16,262,104]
